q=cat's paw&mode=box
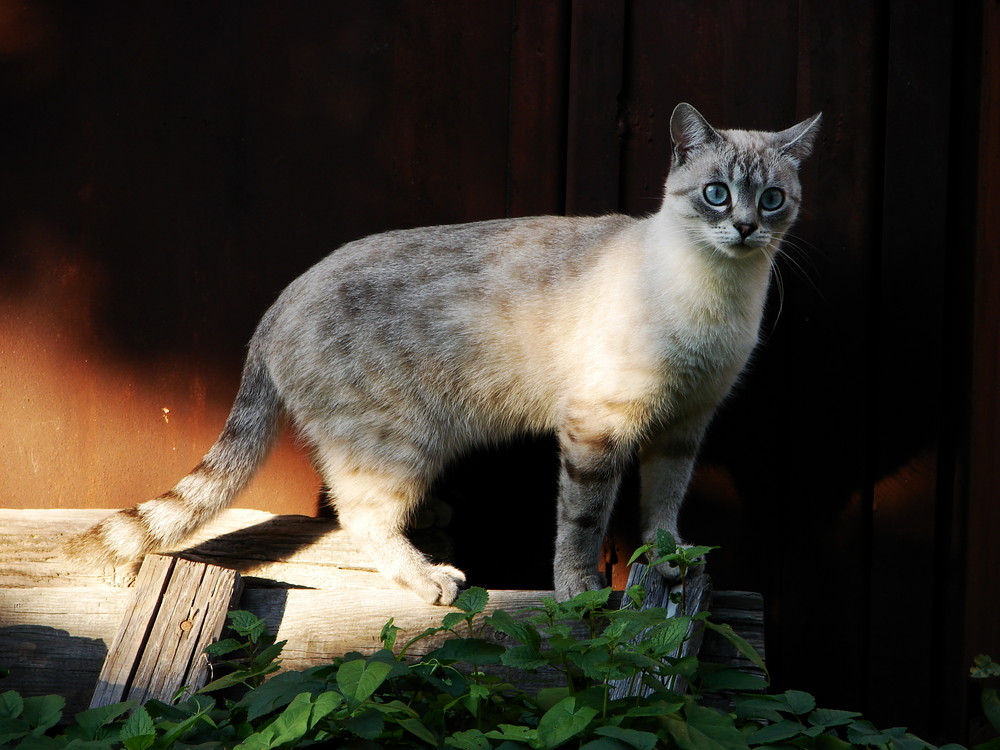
[652,547,708,584]
[399,563,467,606]
[554,571,607,602]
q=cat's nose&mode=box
[735,222,758,239]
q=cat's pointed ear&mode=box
[775,112,822,165]
[670,103,721,166]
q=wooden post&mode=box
[90,555,242,708]
[608,564,713,699]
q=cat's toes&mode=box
[654,560,684,583]
[400,563,467,606]
[653,546,708,584]
[554,571,606,602]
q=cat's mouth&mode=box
[722,238,768,257]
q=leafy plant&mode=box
[0,538,983,749]
[971,654,1000,750]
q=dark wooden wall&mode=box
[1,1,996,742]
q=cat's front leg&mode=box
[552,422,628,600]
[639,422,708,583]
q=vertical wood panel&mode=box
[869,0,956,730]
[968,0,1000,719]
[775,0,885,716]
[564,0,625,215]
[508,0,571,217]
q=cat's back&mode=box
[273,213,637,325]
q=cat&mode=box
[67,103,820,605]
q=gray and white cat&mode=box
[68,103,820,605]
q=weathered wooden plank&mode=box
[608,564,712,700]
[0,509,377,589]
[89,555,175,707]
[90,555,243,707]
[1,510,765,713]
[0,587,127,713]
[700,590,765,671]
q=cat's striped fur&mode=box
[67,104,820,605]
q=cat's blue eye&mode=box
[760,187,785,211]
[703,183,730,207]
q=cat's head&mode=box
[664,103,821,259]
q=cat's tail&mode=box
[66,342,283,567]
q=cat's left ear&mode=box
[775,112,823,165]
[670,103,722,166]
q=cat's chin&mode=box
[715,242,770,260]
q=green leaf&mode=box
[121,706,156,750]
[501,644,549,671]
[783,690,816,716]
[0,691,24,719]
[682,546,718,561]
[446,728,492,750]
[337,658,393,708]
[972,655,1000,680]
[703,620,768,678]
[345,707,385,740]
[70,701,133,739]
[625,584,646,609]
[747,719,805,746]
[380,617,400,650]
[565,587,613,611]
[983,686,1000,735]
[594,724,661,750]
[624,699,685,718]
[649,616,693,655]
[235,691,341,750]
[889,735,934,750]
[452,587,489,614]
[699,668,769,693]
[734,696,785,723]
[847,720,897,746]
[485,723,536,743]
[442,611,472,631]
[203,637,245,658]
[628,544,654,566]
[235,668,334,721]
[8,736,63,750]
[536,696,599,750]
[582,739,632,750]
[22,695,64,732]
[228,611,269,641]
[656,530,678,556]
[809,707,863,728]
[814,733,857,750]
[0,717,30,746]
[487,609,542,651]
[665,703,749,750]
[431,638,505,666]
[396,715,440,745]
[251,640,287,669]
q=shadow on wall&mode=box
[0,624,107,714]
[0,234,320,513]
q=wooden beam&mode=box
[90,555,242,707]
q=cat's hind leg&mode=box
[318,451,465,605]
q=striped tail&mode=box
[66,344,282,565]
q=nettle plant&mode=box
[0,540,994,750]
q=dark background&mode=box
[1,1,997,742]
